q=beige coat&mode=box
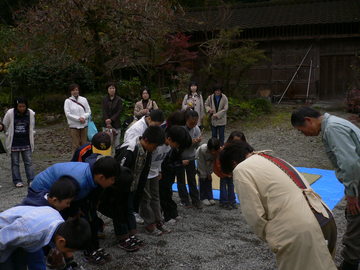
[133,99,158,119]
[205,94,228,126]
[233,153,337,270]
[182,93,204,126]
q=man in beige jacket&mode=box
[219,141,337,270]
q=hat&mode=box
[91,132,112,156]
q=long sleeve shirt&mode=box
[0,206,64,263]
[321,113,360,197]
[30,162,97,200]
[181,125,201,160]
[64,96,91,129]
[196,144,215,178]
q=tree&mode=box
[200,27,266,95]
[13,0,176,87]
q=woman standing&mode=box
[181,82,204,127]
[205,86,228,146]
[102,82,123,147]
[134,87,158,120]
[3,98,35,187]
[64,83,91,153]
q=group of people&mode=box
[0,80,359,270]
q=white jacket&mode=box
[3,108,36,153]
[64,96,91,129]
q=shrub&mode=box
[228,97,272,121]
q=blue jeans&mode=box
[11,150,34,185]
[211,125,225,146]
[220,177,236,205]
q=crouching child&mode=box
[0,206,91,270]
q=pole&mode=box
[278,44,313,104]
[306,59,313,102]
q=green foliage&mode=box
[30,94,67,114]
[6,55,95,98]
[200,27,267,95]
[152,91,180,118]
[228,97,272,121]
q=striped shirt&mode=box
[0,206,64,263]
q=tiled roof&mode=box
[186,0,360,30]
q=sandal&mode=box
[15,182,24,188]
[83,250,106,265]
[129,235,145,247]
[118,238,140,252]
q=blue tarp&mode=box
[172,167,344,210]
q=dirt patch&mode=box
[0,105,353,269]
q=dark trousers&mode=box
[0,248,27,270]
[133,176,148,214]
[320,218,337,257]
[176,160,200,205]
[159,170,178,222]
[117,192,136,237]
[341,185,360,266]
[199,177,213,200]
[219,177,236,205]
[211,125,225,146]
[26,249,45,270]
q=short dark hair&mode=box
[166,125,192,150]
[185,109,199,120]
[291,107,321,127]
[212,85,223,93]
[219,141,254,174]
[106,82,117,91]
[93,156,120,178]
[207,137,221,151]
[13,97,28,110]
[142,126,165,145]
[69,83,80,92]
[140,87,150,98]
[48,176,79,201]
[166,111,186,128]
[227,131,247,143]
[149,109,165,123]
[55,217,91,250]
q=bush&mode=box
[228,97,272,121]
[30,94,67,114]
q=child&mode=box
[159,126,192,224]
[214,131,247,209]
[140,125,191,235]
[112,126,165,252]
[0,205,91,270]
[196,137,221,206]
[71,131,112,162]
[177,110,202,208]
[29,157,120,264]
[20,176,79,270]
[3,97,35,187]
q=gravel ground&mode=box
[0,104,356,270]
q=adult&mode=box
[3,97,35,187]
[134,87,158,120]
[64,83,91,153]
[102,82,123,148]
[182,82,204,127]
[291,107,360,270]
[220,141,337,270]
[205,86,228,145]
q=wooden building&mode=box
[187,0,360,100]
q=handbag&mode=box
[87,115,98,141]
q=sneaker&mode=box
[202,199,211,206]
[180,202,192,208]
[83,250,107,265]
[175,215,182,221]
[165,219,177,225]
[15,182,24,188]
[209,199,216,205]
[147,227,163,236]
[134,212,144,224]
[156,223,171,234]
[129,235,145,247]
[118,238,140,252]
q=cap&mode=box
[91,132,112,156]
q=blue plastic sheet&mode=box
[172,167,344,210]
